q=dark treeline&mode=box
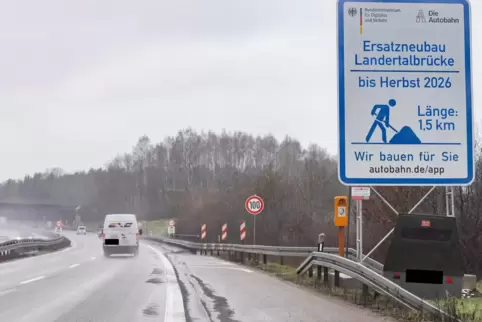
[0,128,480,276]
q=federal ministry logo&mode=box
[348,7,358,17]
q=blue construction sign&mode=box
[337,0,473,186]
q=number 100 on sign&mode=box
[245,195,264,215]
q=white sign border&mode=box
[337,0,474,186]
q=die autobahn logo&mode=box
[348,7,363,34]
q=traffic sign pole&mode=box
[351,187,371,262]
[356,199,363,262]
[253,215,256,245]
[345,186,352,258]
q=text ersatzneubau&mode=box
[354,41,455,67]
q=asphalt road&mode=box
[0,231,184,322]
[0,233,392,322]
[160,243,393,322]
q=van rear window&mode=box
[107,222,133,228]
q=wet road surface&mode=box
[0,232,392,322]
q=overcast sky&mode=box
[0,0,481,181]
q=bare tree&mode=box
[0,128,480,276]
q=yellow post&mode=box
[334,196,348,256]
[338,227,345,257]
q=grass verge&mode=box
[145,220,169,236]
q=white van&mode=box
[102,214,139,257]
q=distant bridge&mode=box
[0,200,76,222]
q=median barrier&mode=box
[0,235,71,262]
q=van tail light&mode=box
[445,276,453,284]
[136,233,139,241]
[101,233,105,240]
[393,272,400,279]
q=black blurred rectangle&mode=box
[104,239,119,245]
[406,269,443,284]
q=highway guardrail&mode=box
[297,252,459,321]
[0,235,71,261]
[146,236,458,321]
[144,236,384,273]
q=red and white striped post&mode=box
[240,221,246,243]
[221,223,227,241]
[201,224,207,255]
[239,220,246,263]
[219,223,227,257]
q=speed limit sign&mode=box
[245,195,264,215]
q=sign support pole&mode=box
[345,186,352,258]
[445,186,455,217]
[362,185,437,262]
[253,215,256,245]
[356,199,363,262]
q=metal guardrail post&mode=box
[334,271,340,287]
[362,284,369,305]
[263,254,267,265]
[280,256,284,265]
[308,267,313,278]
[318,233,325,283]
[240,251,244,263]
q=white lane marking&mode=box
[196,261,233,266]
[0,288,16,297]
[147,245,186,322]
[189,265,253,273]
[91,256,96,260]
[69,264,80,268]
[20,276,45,284]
